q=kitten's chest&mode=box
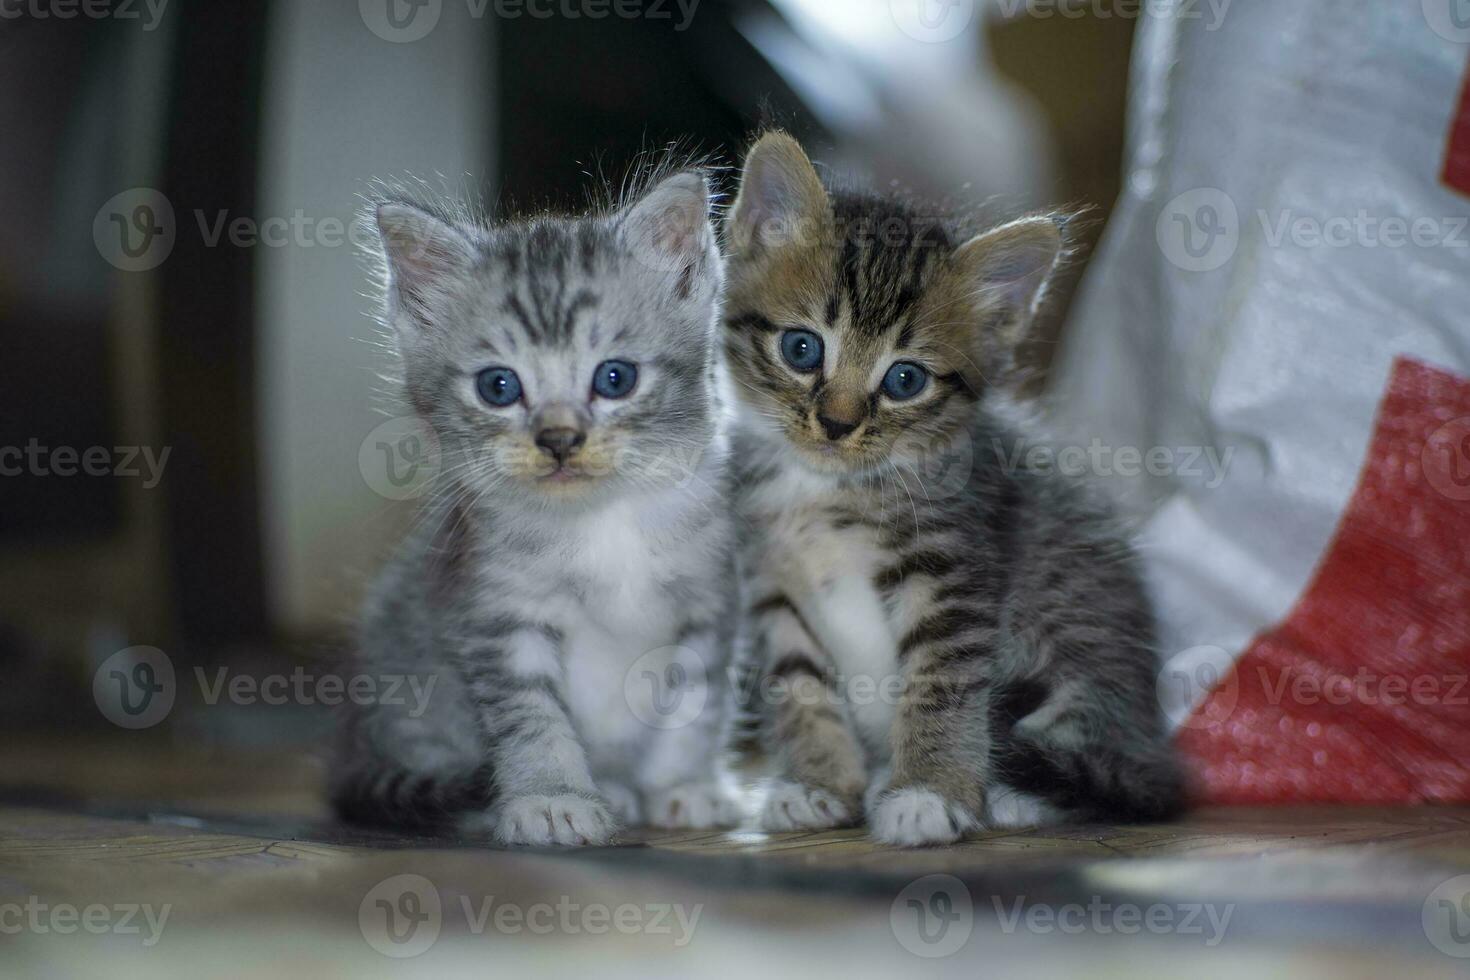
[560,512,676,635]
[540,502,701,762]
[745,467,902,750]
[756,498,885,599]
[742,462,891,599]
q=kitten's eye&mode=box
[592,360,638,400]
[882,362,929,401]
[780,329,824,373]
[476,367,522,407]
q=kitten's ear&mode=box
[620,170,717,286]
[951,216,1065,335]
[375,201,477,329]
[729,131,830,253]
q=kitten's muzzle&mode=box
[535,427,587,465]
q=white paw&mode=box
[869,788,979,847]
[491,795,616,847]
[760,780,853,831]
[985,784,1062,830]
[600,782,643,825]
[645,783,742,830]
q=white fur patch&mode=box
[759,780,853,831]
[807,573,898,754]
[985,784,1062,829]
[646,783,743,830]
[484,794,616,847]
[869,788,979,847]
[506,629,562,679]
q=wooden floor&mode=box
[3,734,1470,978]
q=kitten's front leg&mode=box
[460,625,614,847]
[635,624,743,830]
[752,596,868,830]
[870,643,993,847]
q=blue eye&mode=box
[781,330,824,373]
[476,367,522,407]
[592,360,638,399]
[882,362,929,401]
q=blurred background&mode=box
[0,0,1136,748]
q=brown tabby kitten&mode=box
[724,133,1182,845]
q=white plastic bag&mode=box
[1046,0,1470,801]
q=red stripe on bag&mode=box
[1446,58,1470,196]
[1175,357,1470,803]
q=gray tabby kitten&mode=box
[724,133,1182,846]
[332,168,742,846]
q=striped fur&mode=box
[725,134,1182,845]
[331,166,741,845]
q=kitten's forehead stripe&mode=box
[489,223,613,347]
[824,282,841,326]
[503,294,538,340]
[730,312,779,333]
[562,290,599,340]
[828,195,954,339]
[579,226,598,276]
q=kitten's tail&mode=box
[992,735,1187,823]
[330,763,495,830]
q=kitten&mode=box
[331,167,742,846]
[723,133,1183,846]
